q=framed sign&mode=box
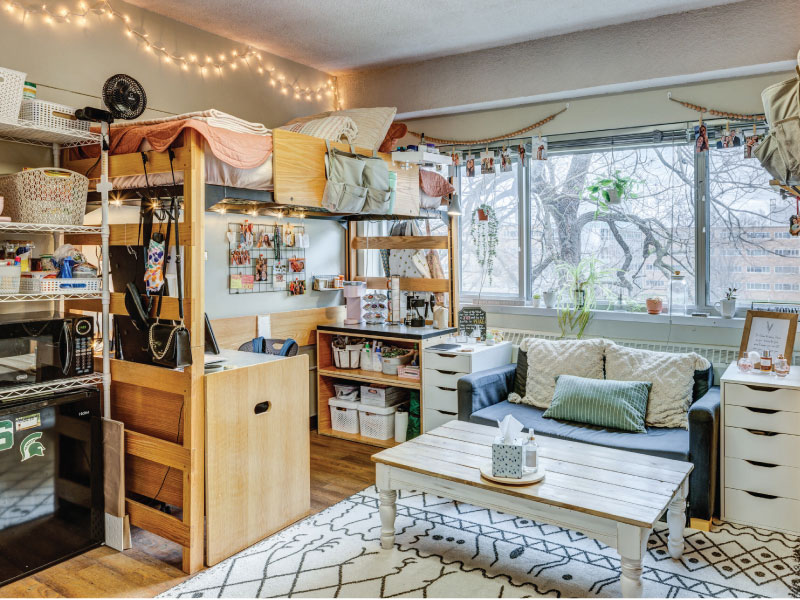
[739,310,798,364]
[459,306,486,339]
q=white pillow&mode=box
[282,107,396,151]
[509,338,606,409]
[604,343,710,429]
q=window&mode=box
[746,249,768,256]
[529,144,694,303]
[746,282,771,291]
[776,249,799,257]
[775,283,800,291]
[747,232,770,239]
[775,266,799,274]
[775,232,793,239]
[459,162,521,297]
[746,266,770,273]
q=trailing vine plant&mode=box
[469,203,499,297]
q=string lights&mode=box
[3,0,337,104]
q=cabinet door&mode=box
[205,355,310,565]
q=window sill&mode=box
[468,304,746,328]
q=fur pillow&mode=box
[509,338,606,409]
[604,343,710,429]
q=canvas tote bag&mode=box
[322,141,367,213]
[361,153,392,214]
[756,51,800,182]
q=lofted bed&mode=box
[59,124,457,573]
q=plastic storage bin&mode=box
[19,99,91,134]
[19,277,100,294]
[358,403,407,440]
[360,384,408,408]
[0,168,88,225]
[328,397,360,434]
[0,264,21,293]
[0,67,25,123]
[332,343,363,369]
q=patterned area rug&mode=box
[162,487,800,598]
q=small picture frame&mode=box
[739,310,798,365]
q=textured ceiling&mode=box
[126,0,745,73]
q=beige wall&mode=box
[338,0,798,119]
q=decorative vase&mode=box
[572,288,585,310]
[714,298,736,319]
[646,297,663,315]
[542,291,556,308]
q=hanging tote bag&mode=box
[361,154,392,214]
[322,141,367,213]
[757,53,800,182]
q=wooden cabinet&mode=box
[205,351,310,565]
[720,364,800,535]
[421,342,512,432]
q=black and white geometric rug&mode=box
[161,487,800,598]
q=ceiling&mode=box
[126,0,745,73]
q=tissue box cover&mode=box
[492,436,524,478]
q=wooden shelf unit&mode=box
[318,367,421,390]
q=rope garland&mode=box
[667,94,765,121]
[407,106,568,146]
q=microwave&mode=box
[0,312,94,387]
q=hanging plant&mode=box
[469,203,499,287]
[583,171,639,217]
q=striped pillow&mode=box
[278,115,358,144]
[282,107,396,151]
[543,375,651,434]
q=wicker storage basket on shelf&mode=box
[0,168,89,225]
[0,67,25,124]
[19,99,91,133]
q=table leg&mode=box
[379,489,397,549]
[667,481,687,559]
[617,523,649,598]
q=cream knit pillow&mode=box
[509,338,606,409]
[604,343,710,429]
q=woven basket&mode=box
[0,67,25,124]
[20,99,91,133]
[0,168,89,225]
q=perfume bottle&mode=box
[736,352,753,373]
[774,354,790,378]
[760,350,773,373]
[524,432,538,472]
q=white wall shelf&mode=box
[0,118,100,148]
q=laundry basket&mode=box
[0,67,25,123]
[20,99,91,134]
[0,168,89,225]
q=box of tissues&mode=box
[492,415,525,478]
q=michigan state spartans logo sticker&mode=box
[20,432,45,461]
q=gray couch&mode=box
[457,358,720,522]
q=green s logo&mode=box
[0,420,12,452]
[20,432,45,461]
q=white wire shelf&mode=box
[0,118,101,148]
[0,291,102,302]
[0,374,102,403]
[0,222,101,235]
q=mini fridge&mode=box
[0,388,104,585]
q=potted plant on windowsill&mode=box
[646,297,664,315]
[554,257,611,339]
[532,293,542,308]
[714,287,737,319]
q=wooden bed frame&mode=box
[60,127,455,573]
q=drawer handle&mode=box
[745,407,779,415]
[745,491,779,500]
[435,370,458,375]
[435,353,458,359]
[254,401,272,415]
[745,428,779,437]
[436,410,457,416]
[743,385,778,392]
[745,460,779,468]
[436,386,456,392]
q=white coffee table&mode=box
[372,420,692,598]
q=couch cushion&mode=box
[470,400,689,461]
[544,375,650,433]
[605,343,710,429]
[510,338,606,410]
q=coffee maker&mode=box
[405,294,432,327]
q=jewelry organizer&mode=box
[227,220,307,294]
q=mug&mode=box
[714,298,736,319]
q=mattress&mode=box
[109,140,273,191]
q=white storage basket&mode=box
[358,403,406,440]
[20,99,91,133]
[329,397,360,434]
[0,168,89,225]
[0,67,25,124]
[0,264,21,293]
[20,277,100,294]
[332,343,363,369]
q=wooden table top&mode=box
[372,420,693,528]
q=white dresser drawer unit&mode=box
[421,341,512,433]
[720,364,800,534]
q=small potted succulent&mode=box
[532,293,542,308]
[715,287,737,319]
[645,297,664,315]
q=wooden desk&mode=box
[204,350,310,565]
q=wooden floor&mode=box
[0,432,377,598]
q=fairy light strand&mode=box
[3,0,338,104]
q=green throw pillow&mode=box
[543,375,651,434]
